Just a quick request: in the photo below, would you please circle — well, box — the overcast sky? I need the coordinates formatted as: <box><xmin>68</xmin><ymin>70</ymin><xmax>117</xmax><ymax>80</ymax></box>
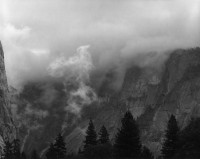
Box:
<box><xmin>0</xmin><ymin>0</ymin><xmax>199</xmax><ymax>87</ymax></box>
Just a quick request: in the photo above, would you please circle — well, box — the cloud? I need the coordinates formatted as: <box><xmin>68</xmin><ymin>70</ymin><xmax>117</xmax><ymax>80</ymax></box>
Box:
<box><xmin>24</xmin><ymin>104</ymin><xmax>49</xmax><ymax>118</ymax></box>
<box><xmin>1</xmin><ymin>23</ymin><xmax>31</xmax><ymax>41</ymax></box>
<box><xmin>48</xmin><ymin>45</ymin><xmax>93</xmax><ymax>82</ymax></box>
<box><xmin>0</xmin><ymin>0</ymin><xmax>199</xmax><ymax>89</ymax></box>
<box><xmin>66</xmin><ymin>82</ymin><xmax>97</xmax><ymax>115</ymax></box>
<box><xmin>0</xmin><ymin>23</ymin><xmax>51</xmax><ymax>88</ymax></box>
<box><xmin>48</xmin><ymin>45</ymin><xmax>97</xmax><ymax>115</ymax></box>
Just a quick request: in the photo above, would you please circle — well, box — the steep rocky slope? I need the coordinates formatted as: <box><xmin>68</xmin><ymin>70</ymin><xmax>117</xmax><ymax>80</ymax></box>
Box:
<box><xmin>63</xmin><ymin>47</ymin><xmax>200</xmax><ymax>156</ymax></box>
<box><xmin>121</xmin><ymin>48</ymin><xmax>200</xmax><ymax>156</ymax></box>
<box><xmin>0</xmin><ymin>42</ymin><xmax>16</xmax><ymax>152</ymax></box>
<box><xmin>10</xmin><ymin>47</ymin><xmax>200</xmax><ymax>157</ymax></box>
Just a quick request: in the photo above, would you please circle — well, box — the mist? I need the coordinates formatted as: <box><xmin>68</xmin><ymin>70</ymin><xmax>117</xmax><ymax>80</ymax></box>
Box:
<box><xmin>0</xmin><ymin>0</ymin><xmax>199</xmax><ymax>89</ymax></box>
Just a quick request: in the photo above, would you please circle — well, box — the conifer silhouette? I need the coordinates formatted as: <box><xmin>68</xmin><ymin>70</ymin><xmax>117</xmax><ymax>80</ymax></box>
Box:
<box><xmin>161</xmin><ymin>114</ymin><xmax>179</xmax><ymax>159</ymax></box>
<box><xmin>113</xmin><ymin>111</ymin><xmax>142</xmax><ymax>158</ymax></box>
<box><xmin>54</xmin><ymin>133</ymin><xmax>66</xmax><ymax>159</ymax></box>
<box><xmin>83</xmin><ymin>119</ymin><xmax>97</xmax><ymax>151</ymax></box>
<box><xmin>12</xmin><ymin>139</ymin><xmax>21</xmax><ymax>159</ymax></box>
<box><xmin>46</xmin><ymin>143</ymin><xmax>56</xmax><ymax>159</ymax></box>
<box><xmin>174</xmin><ymin>117</ymin><xmax>200</xmax><ymax>158</ymax></box>
<box><xmin>98</xmin><ymin>125</ymin><xmax>109</xmax><ymax>144</ymax></box>
<box><xmin>3</xmin><ymin>140</ymin><xmax>13</xmax><ymax>159</ymax></box>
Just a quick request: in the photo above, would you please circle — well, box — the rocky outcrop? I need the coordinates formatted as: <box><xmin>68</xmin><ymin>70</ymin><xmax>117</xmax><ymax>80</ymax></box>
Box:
<box><xmin>0</xmin><ymin>42</ymin><xmax>16</xmax><ymax>150</ymax></box>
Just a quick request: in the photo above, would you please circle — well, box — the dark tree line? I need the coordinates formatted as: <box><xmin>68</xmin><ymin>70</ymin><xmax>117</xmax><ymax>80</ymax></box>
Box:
<box><xmin>79</xmin><ymin>111</ymin><xmax>153</xmax><ymax>159</ymax></box>
<box><xmin>113</xmin><ymin>111</ymin><xmax>142</xmax><ymax>158</ymax></box>
<box><xmin>161</xmin><ymin>114</ymin><xmax>200</xmax><ymax>159</ymax></box>
<box><xmin>44</xmin><ymin>111</ymin><xmax>154</xmax><ymax>159</ymax></box>
<box><xmin>80</xmin><ymin>113</ymin><xmax>200</xmax><ymax>159</ymax></box>
<box><xmin>168</xmin><ymin>117</ymin><xmax>200</xmax><ymax>159</ymax></box>
<box><xmin>161</xmin><ymin>115</ymin><xmax>179</xmax><ymax>159</ymax></box>
<box><xmin>80</xmin><ymin>119</ymin><xmax>112</xmax><ymax>159</ymax></box>
<box><xmin>3</xmin><ymin>111</ymin><xmax>200</xmax><ymax>159</ymax></box>
<box><xmin>1</xmin><ymin>139</ymin><xmax>39</xmax><ymax>159</ymax></box>
<box><xmin>46</xmin><ymin>133</ymin><xmax>66</xmax><ymax>159</ymax></box>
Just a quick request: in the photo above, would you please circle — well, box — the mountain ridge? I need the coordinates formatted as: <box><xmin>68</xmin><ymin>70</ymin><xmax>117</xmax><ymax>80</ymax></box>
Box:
<box><xmin>8</xmin><ymin>47</ymin><xmax>200</xmax><ymax>157</ymax></box>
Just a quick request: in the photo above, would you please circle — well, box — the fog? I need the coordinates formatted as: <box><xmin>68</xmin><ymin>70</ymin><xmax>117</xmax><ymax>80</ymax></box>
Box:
<box><xmin>0</xmin><ymin>0</ymin><xmax>199</xmax><ymax>89</ymax></box>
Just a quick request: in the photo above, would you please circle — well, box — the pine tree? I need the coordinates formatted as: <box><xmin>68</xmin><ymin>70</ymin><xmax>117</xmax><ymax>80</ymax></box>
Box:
<box><xmin>113</xmin><ymin>111</ymin><xmax>142</xmax><ymax>158</ymax></box>
<box><xmin>161</xmin><ymin>114</ymin><xmax>179</xmax><ymax>159</ymax></box>
<box><xmin>141</xmin><ymin>146</ymin><xmax>154</xmax><ymax>159</ymax></box>
<box><xmin>46</xmin><ymin>133</ymin><xmax>66</xmax><ymax>159</ymax></box>
<box><xmin>98</xmin><ymin>125</ymin><xmax>109</xmax><ymax>144</ymax></box>
<box><xmin>12</xmin><ymin>139</ymin><xmax>21</xmax><ymax>159</ymax></box>
<box><xmin>54</xmin><ymin>133</ymin><xmax>66</xmax><ymax>159</ymax></box>
<box><xmin>173</xmin><ymin>117</ymin><xmax>200</xmax><ymax>158</ymax></box>
<box><xmin>46</xmin><ymin>143</ymin><xmax>56</xmax><ymax>159</ymax></box>
<box><xmin>83</xmin><ymin>119</ymin><xmax>97</xmax><ymax>151</ymax></box>
<box><xmin>31</xmin><ymin>149</ymin><xmax>40</xmax><ymax>159</ymax></box>
<box><xmin>3</xmin><ymin>140</ymin><xmax>13</xmax><ymax>159</ymax></box>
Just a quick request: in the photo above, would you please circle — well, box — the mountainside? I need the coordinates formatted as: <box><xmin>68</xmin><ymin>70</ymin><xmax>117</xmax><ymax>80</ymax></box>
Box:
<box><xmin>0</xmin><ymin>42</ymin><xmax>16</xmax><ymax>152</ymax></box>
<box><xmin>122</xmin><ymin>48</ymin><xmax>200</xmax><ymax>156</ymax></box>
<box><xmin>10</xmin><ymin>47</ymin><xmax>200</xmax><ymax>157</ymax></box>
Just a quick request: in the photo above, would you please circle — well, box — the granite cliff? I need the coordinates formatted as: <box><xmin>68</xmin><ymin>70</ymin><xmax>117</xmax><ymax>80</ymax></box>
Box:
<box><xmin>0</xmin><ymin>42</ymin><xmax>16</xmax><ymax>152</ymax></box>
<box><xmin>120</xmin><ymin>47</ymin><xmax>200</xmax><ymax>156</ymax></box>
<box><xmin>9</xmin><ymin>47</ymin><xmax>200</xmax><ymax>157</ymax></box>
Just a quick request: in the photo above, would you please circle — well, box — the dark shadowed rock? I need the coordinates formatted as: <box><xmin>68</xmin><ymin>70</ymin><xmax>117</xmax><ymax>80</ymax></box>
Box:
<box><xmin>0</xmin><ymin>42</ymin><xmax>16</xmax><ymax>149</ymax></box>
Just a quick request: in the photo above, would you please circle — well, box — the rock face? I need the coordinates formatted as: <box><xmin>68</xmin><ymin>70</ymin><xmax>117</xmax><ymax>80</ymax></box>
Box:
<box><xmin>121</xmin><ymin>48</ymin><xmax>200</xmax><ymax>156</ymax></box>
<box><xmin>0</xmin><ymin>42</ymin><xmax>16</xmax><ymax>150</ymax></box>
<box><xmin>11</xmin><ymin>47</ymin><xmax>200</xmax><ymax>157</ymax></box>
